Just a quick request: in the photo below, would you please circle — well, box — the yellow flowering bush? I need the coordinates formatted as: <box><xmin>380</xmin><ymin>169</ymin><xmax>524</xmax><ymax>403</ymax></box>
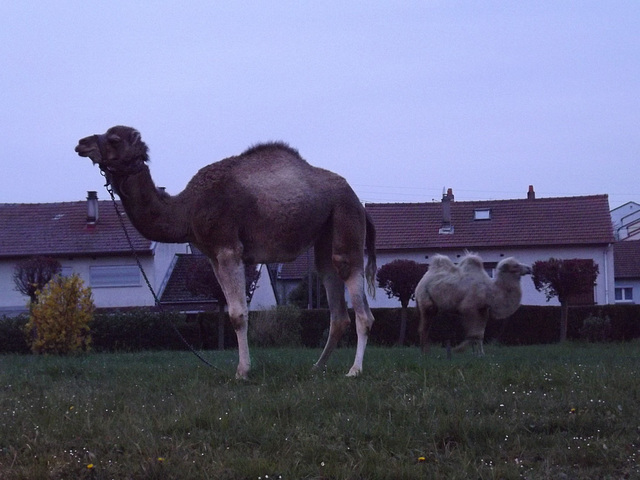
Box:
<box><xmin>25</xmin><ymin>274</ymin><xmax>94</xmax><ymax>354</ymax></box>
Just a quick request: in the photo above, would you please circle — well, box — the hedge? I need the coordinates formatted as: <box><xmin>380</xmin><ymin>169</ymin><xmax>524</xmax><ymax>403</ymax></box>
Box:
<box><xmin>1</xmin><ymin>304</ymin><xmax>639</xmax><ymax>354</ymax></box>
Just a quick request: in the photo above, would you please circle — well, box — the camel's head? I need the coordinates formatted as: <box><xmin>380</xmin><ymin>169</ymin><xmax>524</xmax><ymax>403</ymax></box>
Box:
<box><xmin>75</xmin><ymin>126</ymin><xmax>149</xmax><ymax>176</ymax></box>
<box><xmin>496</xmin><ymin>257</ymin><xmax>532</xmax><ymax>279</ymax></box>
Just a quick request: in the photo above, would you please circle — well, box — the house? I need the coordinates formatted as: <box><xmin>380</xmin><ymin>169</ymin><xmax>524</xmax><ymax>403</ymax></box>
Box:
<box><xmin>613</xmin><ymin>240</ymin><xmax>640</xmax><ymax>303</ymax></box>
<box><xmin>276</xmin><ymin>187</ymin><xmax>616</xmax><ymax>309</ymax></box>
<box><xmin>0</xmin><ymin>192</ymin><xmax>187</xmax><ymax>315</ymax></box>
<box><xmin>0</xmin><ymin>192</ymin><xmax>276</xmax><ymax>316</ymax></box>
<box><xmin>611</xmin><ymin>201</ymin><xmax>640</xmax><ymax>241</ymax></box>
<box><xmin>0</xmin><ymin>187</ymin><xmax>619</xmax><ymax>313</ymax></box>
<box><xmin>365</xmin><ymin>187</ymin><xmax>615</xmax><ymax>307</ymax></box>
<box><xmin>273</xmin><ymin>250</ymin><xmax>318</xmax><ymax>306</ymax></box>
<box><xmin>159</xmin><ymin>253</ymin><xmax>277</xmax><ymax>312</ymax></box>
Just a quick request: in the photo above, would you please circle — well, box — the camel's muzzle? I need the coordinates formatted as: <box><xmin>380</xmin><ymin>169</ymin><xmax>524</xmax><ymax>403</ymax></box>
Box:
<box><xmin>75</xmin><ymin>135</ymin><xmax>103</xmax><ymax>164</ymax></box>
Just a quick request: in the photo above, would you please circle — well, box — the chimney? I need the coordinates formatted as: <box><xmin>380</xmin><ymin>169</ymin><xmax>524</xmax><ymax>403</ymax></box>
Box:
<box><xmin>439</xmin><ymin>188</ymin><xmax>454</xmax><ymax>234</ymax></box>
<box><xmin>527</xmin><ymin>185</ymin><xmax>535</xmax><ymax>200</ymax></box>
<box><xmin>86</xmin><ymin>191</ymin><xmax>99</xmax><ymax>226</ymax></box>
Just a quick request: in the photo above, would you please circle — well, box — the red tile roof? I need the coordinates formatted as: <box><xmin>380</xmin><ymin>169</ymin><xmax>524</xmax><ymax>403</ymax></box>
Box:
<box><xmin>160</xmin><ymin>254</ymin><xmax>217</xmax><ymax>304</ymax></box>
<box><xmin>0</xmin><ymin>200</ymin><xmax>152</xmax><ymax>258</ymax></box>
<box><xmin>614</xmin><ymin>240</ymin><xmax>640</xmax><ymax>278</ymax></box>
<box><xmin>366</xmin><ymin>195</ymin><xmax>614</xmax><ymax>251</ymax></box>
<box><xmin>278</xmin><ymin>249</ymin><xmax>315</xmax><ymax>280</ymax></box>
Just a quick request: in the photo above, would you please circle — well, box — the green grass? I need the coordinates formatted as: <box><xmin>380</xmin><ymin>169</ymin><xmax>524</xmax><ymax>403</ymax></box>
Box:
<box><xmin>1</xmin><ymin>343</ymin><xmax>639</xmax><ymax>479</ymax></box>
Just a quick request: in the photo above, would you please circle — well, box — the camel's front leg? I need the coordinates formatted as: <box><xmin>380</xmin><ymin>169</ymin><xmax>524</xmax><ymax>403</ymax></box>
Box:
<box><xmin>209</xmin><ymin>250</ymin><xmax>250</xmax><ymax>380</ymax></box>
<box><xmin>417</xmin><ymin>301</ymin><xmax>435</xmax><ymax>354</ymax></box>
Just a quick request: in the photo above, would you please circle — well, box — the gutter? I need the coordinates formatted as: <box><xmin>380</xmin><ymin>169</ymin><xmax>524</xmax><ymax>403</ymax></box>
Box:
<box><xmin>603</xmin><ymin>244</ymin><xmax>611</xmax><ymax>304</ymax></box>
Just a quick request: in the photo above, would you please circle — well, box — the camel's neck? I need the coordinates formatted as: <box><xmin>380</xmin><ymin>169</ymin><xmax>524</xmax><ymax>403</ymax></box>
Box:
<box><xmin>111</xmin><ymin>167</ymin><xmax>194</xmax><ymax>244</ymax></box>
<box><xmin>490</xmin><ymin>276</ymin><xmax>522</xmax><ymax>319</ymax></box>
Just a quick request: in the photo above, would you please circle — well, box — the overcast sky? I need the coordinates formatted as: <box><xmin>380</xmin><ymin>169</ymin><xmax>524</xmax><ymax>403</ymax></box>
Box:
<box><xmin>1</xmin><ymin>2</ymin><xmax>638</xmax><ymax>210</ymax></box>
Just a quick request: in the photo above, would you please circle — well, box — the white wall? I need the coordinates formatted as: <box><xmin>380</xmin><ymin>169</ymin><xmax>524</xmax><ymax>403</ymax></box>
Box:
<box><xmin>0</xmin><ymin>261</ymin><xmax>28</xmax><ymax>313</ymax></box>
<box><xmin>0</xmin><ymin>242</ymin><xmax>190</xmax><ymax>314</ymax></box>
<box><xmin>248</xmin><ymin>264</ymin><xmax>277</xmax><ymax>311</ymax></box>
<box><xmin>367</xmin><ymin>245</ymin><xmax>615</xmax><ymax>309</ymax></box>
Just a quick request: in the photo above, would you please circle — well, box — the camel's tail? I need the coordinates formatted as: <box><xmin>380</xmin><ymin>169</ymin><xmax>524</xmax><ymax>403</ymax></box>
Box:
<box><xmin>365</xmin><ymin>211</ymin><xmax>377</xmax><ymax>298</ymax></box>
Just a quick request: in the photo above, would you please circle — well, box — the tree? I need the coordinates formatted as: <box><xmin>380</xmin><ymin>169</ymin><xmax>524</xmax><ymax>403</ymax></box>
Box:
<box><xmin>13</xmin><ymin>256</ymin><xmax>62</xmax><ymax>304</ymax></box>
<box><xmin>532</xmin><ymin>258</ymin><xmax>599</xmax><ymax>342</ymax></box>
<box><xmin>376</xmin><ymin>259</ymin><xmax>428</xmax><ymax>345</ymax></box>
<box><xmin>26</xmin><ymin>274</ymin><xmax>94</xmax><ymax>354</ymax></box>
<box><xmin>185</xmin><ymin>256</ymin><xmax>260</xmax><ymax>349</ymax></box>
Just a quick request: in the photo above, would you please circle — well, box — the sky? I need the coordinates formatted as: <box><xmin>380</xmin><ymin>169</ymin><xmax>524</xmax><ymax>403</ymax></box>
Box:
<box><xmin>1</xmin><ymin>1</ymin><xmax>639</xmax><ymax>210</ymax></box>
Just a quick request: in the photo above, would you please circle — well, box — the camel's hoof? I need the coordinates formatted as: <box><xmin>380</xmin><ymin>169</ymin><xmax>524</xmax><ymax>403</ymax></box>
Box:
<box><xmin>235</xmin><ymin>367</ymin><xmax>250</xmax><ymax>381</ymax></box>
<box><xmin>346</xmin><ymin>367</ymin><xmax>361</xmax><ymax>377</ymax></box>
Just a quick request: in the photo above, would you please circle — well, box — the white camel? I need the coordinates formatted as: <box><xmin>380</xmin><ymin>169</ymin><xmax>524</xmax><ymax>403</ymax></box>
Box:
<box><xmin>415</xmin><ymin>253</ymin><xmax>531</xmax><ymax>355</ymax></box>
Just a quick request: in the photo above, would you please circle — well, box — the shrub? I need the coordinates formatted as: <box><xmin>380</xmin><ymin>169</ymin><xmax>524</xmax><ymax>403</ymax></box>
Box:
<box><xmin>580</xmin><ymin>313</ymin><xmax>612</xmax><ymax>342</ymax></box>
<box><xmin>0</xmin><ymin>314</ymin><xmax>30</xmax><ymax>353</ymax></box>
<box><xmin>91</xmin><ymin>309</ymin><xmax>200</xmax><ymax>351</ymax></box>
<box><xmin>25</xmin><ymin>274</ymin><xmax>94</xmax><ymax>354</ymax></box>
<box><xmin>249</xmin><ymin>305</ymin><xmax>302</xmax><ymax>347</ymax></box>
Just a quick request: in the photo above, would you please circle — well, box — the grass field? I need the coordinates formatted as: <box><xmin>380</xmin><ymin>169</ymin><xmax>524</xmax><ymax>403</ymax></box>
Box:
<box><xmin>1</xmin><ymin>343</ymin><xmax>639</xmax><ymax>479</ymax></box>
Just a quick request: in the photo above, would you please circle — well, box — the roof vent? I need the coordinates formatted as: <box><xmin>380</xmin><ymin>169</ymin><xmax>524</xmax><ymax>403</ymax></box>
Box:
<box><xmin>527</xmin><ymin>185</ymin><xmax>535</xmax><ymax>200</ymax></box>
<box><xmin>439</xmin><ymin>188</ymin><xmax>454</xmax><ymax>234</ymax></box>
<box><xmin>87</xmin><ymin>191</ymin><xmax>99</xmax><ymax>226</ymax></box>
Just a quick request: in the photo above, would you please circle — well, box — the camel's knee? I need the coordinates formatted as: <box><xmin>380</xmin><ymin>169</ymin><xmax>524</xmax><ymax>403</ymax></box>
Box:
<box><xmin>355</xmin><ymin>313</ymin><xmax>373</xmax><ymax>337</ymax></box>
<box><xmin>228</xmin><ymin>306</ymin><xmax>248</xmax><ymax>332</ymax></box>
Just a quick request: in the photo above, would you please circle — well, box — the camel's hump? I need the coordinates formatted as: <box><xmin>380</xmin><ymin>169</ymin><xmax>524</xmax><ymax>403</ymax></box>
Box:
<box><xmin>429</xmin><ymin>255</ymin><xmax>455</xmax><ymax>272</ymax></box>
<box><xmin>241</xmin><ymin>141</ymin><xmax>302</xmax><ymax>158</ymax></box>
<box><xmin>458</xmin><ymin>254</ymin><xmax>485</xmax><ymax>272</ymax></box>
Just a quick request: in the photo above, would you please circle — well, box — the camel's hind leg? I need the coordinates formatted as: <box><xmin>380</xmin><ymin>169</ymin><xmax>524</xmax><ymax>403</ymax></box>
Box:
<box><xmin>312</xmin><ymin>227</ymin><xmax>375</xmax><ymax>376</ymax></box>
<box><xmin>328</xmin><ymin>207</ymin><xmax>375</xmax><ymax>376</ymax></box>
<box><xmin>313</xmin><ymin>268</ymin><xmax>350</xmax><ymax>371</ymax></box>
<box><xmin>343</xmin><ymin>270</ymin><xmax>375</xmax><ymax>377</ymax></box>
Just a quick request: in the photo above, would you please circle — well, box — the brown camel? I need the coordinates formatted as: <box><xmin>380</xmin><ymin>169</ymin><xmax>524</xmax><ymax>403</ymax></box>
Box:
<box><xmin>75</xmin><ymin>126</ymin><xmax>376</xmax><ymax>379</ymax></box>
<box><xmin>415</xmin><ymin>253</ymin><xmax>531</xmax><ymax>355</ymax></box>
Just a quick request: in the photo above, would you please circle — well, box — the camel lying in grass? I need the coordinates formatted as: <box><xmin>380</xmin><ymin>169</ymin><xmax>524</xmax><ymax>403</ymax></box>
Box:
<box><xmin>415</xmin><ymin>253</ymin><xmax>531</xmax><ymax>355</ymax></box>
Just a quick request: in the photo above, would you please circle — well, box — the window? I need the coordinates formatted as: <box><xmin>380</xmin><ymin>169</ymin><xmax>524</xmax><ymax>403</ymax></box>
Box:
<box><xmin>60</xmin><ymin>266</ymin><xmax>73</xmax><ymax>277</ymax></box>
<box><xmin>615</xmin><ymin>287</ymin><xmax>633</xmax><ymax>303</ymax></box>
<box><xmin>474</xmin><ymin>209</ymin><xmax>491</xmax><ymax>220</ymax></box>
<box><xmin>90</xmin><ymin>265</ymin><xmax>141</xmax><ymax>287</ymax></box>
